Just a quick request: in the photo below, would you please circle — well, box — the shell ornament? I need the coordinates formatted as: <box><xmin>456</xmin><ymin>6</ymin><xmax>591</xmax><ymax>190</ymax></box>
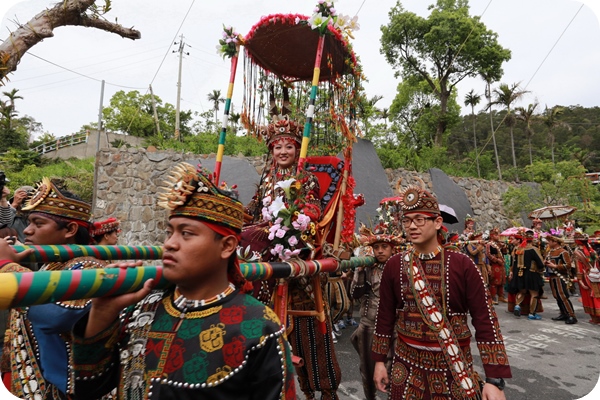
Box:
<box><xmin>400</xmin><ymin>186</ymin><xmax>422</xmax><ymax>210</ymax></box>
<box><xmin>157</xmin><ymin>162</ymin><xmax>199</xmax><ymax>210</ymax></box>
<box><xmin>22</xmin><ymin>177</ymin><xmax>52</xmax><ymax>211</ymax></box>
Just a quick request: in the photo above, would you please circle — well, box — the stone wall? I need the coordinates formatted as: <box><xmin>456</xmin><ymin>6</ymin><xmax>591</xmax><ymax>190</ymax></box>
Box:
<box><xmin>93</xmin><ymin>148</ymin><xmax>521</xmax><ymax>245</ymax></box>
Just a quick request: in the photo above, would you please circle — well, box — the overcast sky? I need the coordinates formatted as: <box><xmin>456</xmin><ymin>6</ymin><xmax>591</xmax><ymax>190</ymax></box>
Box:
<box><xmin>0</xmin><ymin>0</ymin><xmax>600</xmax><ymax>141</ymax></box>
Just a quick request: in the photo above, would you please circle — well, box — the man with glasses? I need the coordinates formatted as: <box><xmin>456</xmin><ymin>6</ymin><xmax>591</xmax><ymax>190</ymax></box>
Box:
<box><xmin>372</xmin><ymin>186</ymin><xmax>511</xmax><ymax>400</ymax></box>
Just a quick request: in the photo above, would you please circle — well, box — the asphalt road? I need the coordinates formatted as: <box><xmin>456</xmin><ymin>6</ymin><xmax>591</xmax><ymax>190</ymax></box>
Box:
<box><xmin>296</xmin><ymin>295</ymin><xmax>600</xmax><ymax>400</ymax></box>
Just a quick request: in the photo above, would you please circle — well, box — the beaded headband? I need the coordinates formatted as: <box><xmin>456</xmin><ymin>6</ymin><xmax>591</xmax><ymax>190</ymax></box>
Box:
<box><xmin>365</xmin><ymin>233</ymin><xmax>402</xmax><ymax>247</ymax></box>
<box><xmin>399</xmin><ymin>186</ymin><xmax>440</xmax><ymax>216</ymax></box>
<box><xmin>22</xmin><ymin>177</ymin><xmax>91</xmax><ymax>224</ymax></box>
<box><xmin>91</xmin><ymin>217</ymin><xmax>121</xmax><ymax>237</ymax></box>
<box><xmin>157</xmin><ymin>162</ymin><xmax>244</xmax><ymax>233</ymax></box>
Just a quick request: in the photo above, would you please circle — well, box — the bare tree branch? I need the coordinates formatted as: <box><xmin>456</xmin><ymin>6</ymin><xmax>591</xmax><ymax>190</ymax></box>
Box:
<box><xmin>0</xmin><ymin>0</ymin><xmax>141</xmax><ymax>83</ymax></box>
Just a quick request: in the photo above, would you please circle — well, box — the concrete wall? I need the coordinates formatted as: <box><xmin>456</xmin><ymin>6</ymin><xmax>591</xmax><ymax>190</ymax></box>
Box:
<box><xmin>41</xmin><ymin>131</ymin><xmax>144</xmax><ymax>160</ymax></box>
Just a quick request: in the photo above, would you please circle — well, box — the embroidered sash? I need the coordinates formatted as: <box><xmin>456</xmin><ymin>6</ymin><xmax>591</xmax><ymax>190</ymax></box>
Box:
<box><xmin>407</xmin><ymin>251</ymin><xmax>481</xmax><ymax>400</ymax></box>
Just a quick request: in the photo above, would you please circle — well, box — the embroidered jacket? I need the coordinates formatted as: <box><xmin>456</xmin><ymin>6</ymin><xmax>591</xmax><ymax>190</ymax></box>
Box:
<box><xmin>0</xmin><ymin>257</ymin><xmax>108</xmax><ymax>400</ymax></box>
<box><xmin>72</xmin><ymin>289</ymin><xmax>296</xmax><ymax>400</ymax></box>
<box><xmin>371</xmin><ymin>249</ymin><xmax>512</xmax><ymax>379</ymax></box>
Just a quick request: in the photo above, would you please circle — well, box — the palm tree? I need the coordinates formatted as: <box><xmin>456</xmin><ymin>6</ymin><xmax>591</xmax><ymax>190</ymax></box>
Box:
<box><xmin>542</xmin><ymin>106</ymin><xmax>570</xmax><ymax>164</ymax></box>
<box><xmin>493</xmin><ymin>82</ymin><xmax>528</xmax><ymax>182</ymax></box>
<box><xmin>229</xmin><ymin>112</ymin><xmax>241</xmax><ymax>134</ymax></box>
<box><xmin>207</xmin><ymin>89</ymin><xmax>224</xmax><ymax>128</ymax></box>
<box><xmin>357</xmin><ymin>94</ymin><xmax>383</xmax><ymax>139</ymax></box>
<box><xmin>379</xmin><ymin>107</ymin><xmax>390</xmax><ymax>129</ymax></box>
<box><xmin>515</xmin><ymin>103</ymin><xmax>539</xmax><ymax>167</ymax></box>
<box><xmin>464</xmin><ymin>89</ymin><xmax>481</xmax><ymax>178</ymax></box>
<box><xmin>2</xmin><ymin>88</ymin><xmax>23</xmax><ymax>131</ymax></box>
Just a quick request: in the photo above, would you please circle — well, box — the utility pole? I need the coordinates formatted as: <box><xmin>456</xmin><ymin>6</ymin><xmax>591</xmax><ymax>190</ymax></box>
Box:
<box><xmin>173</xmin><ymin>34</ymin><xmax>189</xmax><ymax>141</ymax></box>
<box><xmin>149</xmin><ymin>85</ymin><xmax>161</xmax><ymax>137</ymax></box>
<box><xmin>92</xmin><ymin>79</ymin><xmax>105</xmax><ymax>213</ymax></box>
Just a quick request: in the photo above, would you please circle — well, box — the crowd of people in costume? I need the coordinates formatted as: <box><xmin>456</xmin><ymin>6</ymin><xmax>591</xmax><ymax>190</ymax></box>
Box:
<box><xmin>0</xmin><ymin>98</ymin><xmax>598</xmax><ymax>400</ymax></box>
<box><xmin>449</xmin><ymin>216</ymin><xmax>600</xmax><ymax>326</ymax></box>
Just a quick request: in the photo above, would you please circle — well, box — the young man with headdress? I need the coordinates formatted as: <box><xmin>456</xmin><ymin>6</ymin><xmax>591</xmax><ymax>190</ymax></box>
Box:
<box><xmin>544</xmin><ymin>233</ymin><xmax>577</xmax><ymax>324</ymax></box>
<box><xmin>572</xmin><ymin>230</ymin><xmax>600</xmax><ymax>325</ymax></box>
<box><xmin>487</xmin><ymin>227</ymin><xmax>508</xmax><ymax>304</ymax></box>
<box><xmin>350</xmin><ymin>227</ymin><xmax>400</xmax><ymax>400</ymax></box>
<box><xmin>0</xmin><ymin>178</ymin><xmax>108</xmax><ymax>399</ymax></box>
<box><xmin>507</xmin><ymin>229</ymin><xmax>546</xmax><ymax>320</ymax></box>
<box><xmin>90</xmin><ymin>217</ymin><xmax>122</xmax><ymax>246</ymax></box>
<box><xmin>70</xmin><ymin>162</ymin><xmax>296</xmax><ymax>399</ymax></box>
<box><xmin>372</xmin><ymin>186</ymin><xmax>511</xmax><ymax>400</ymax></box>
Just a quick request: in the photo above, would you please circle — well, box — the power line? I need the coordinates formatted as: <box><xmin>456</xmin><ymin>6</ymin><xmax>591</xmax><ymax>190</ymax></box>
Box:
<box><xmin>522</xmin><ymin>4</ymin><xmax>584</xmax><ymax>91</ymax></box>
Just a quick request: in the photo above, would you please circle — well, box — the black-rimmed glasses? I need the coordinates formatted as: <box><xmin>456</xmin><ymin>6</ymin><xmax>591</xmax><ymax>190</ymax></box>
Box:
<box><xmin>401</xmin><ymin>216</ymin><xmax>436</xmax><ymax>228</ymax></box>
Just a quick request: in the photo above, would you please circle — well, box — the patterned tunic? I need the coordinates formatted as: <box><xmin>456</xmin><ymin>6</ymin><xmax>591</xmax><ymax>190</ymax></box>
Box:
<box><xmin>0</xmin><ymin>257</ymin><xmax>108</xmax><ymax>400</ymax></box>
<box><xmin>545</xmin><ymin>247</ymin><xmax>575</xmax><ymax>318</ymax></box>
<box><xmin>372</xmin><ymin>250</ymin><xmax>511</xmax><ymax>400</ymax></box>
<box><xmin>72</xmin><ymin>289</ymin><xmax>296</xmax><ymax>400</ymax></box>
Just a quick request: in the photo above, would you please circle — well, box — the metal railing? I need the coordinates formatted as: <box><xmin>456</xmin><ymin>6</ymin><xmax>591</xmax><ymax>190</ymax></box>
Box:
<box><xmin>31</xmin><ymin>131</ymin><xmax>90</xmax><ymax>155</ymax></box>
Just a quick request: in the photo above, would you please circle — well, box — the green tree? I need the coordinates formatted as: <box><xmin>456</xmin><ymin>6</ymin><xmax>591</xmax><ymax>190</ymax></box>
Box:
<box><xmin>380</xmin><ymin>0</ymin><xmax>511</xmax><ymax>145</ymax></box>
<box><xmin>0</xmin><ymin>89</ymin><xmax>30</xmax><ymax>152</ymax></box>
<box><xmin>388</xmin><ymin>75</ymin><xmax>460</xmax><ymax>150</ymax></box>
<box><xmin>464</xmin><ymin>89</ymin><xmax>481</xmax><ymax>177</ymax></box>
<box><xmin>102</xmin><ymin>90</ymin><xmax>192</xmax><ymax>138</ymax></box>
<box><xmin>493</xmin><ymin>82</ymin><xmax>528</xmax><ymax>181</ymax></box>
<box><xmin>502</xmin><ymin>160</ymin><xmax>598</xmax><ymax>225</ymax></box>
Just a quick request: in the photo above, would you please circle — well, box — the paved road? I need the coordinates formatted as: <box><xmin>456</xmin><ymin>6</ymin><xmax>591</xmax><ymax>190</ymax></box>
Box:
<box><xmin>296</xmin><ymin>295</ymin><xmax>600</xmax><ymax>400</ymax></box>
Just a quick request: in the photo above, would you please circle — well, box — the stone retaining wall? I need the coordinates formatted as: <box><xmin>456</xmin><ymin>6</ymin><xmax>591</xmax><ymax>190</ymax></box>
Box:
<box><xmin>93</xmin><ymin>148</ymin><xmax>520</xmax><ymax>245</ymax></box>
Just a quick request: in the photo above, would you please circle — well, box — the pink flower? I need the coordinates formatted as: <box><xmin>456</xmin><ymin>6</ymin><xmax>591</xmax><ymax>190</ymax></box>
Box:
<box><xmin>282</xmin><ymin>249</ymin><xmax>301</xmax><ymax>261</ymax></box>
<box><xmin>270</xmin><ymin>244</ymin><xmax>284</xmax><ymax>257</ymax></box>
<box><xmin>292</xmin><ymin>213</ymin><xmax>311</xmax><ymax>231</ymax></box>
<box><xmin>288</xmin><ymin>235</ymin><xmax>299</xmax><ymax>247</ymax></box>
<box><xmin>261</xmin><ymin>207</ymin><xmax>271</xmax><ymax>221</ymax></box>
<box><xmin>275</xmin><ymin>228</ymin><xmax>287</xmax><ymax>239</ymax></box>
<box><xmin>268</xmin><ymin>223</ymin><xmax>281</xmax><ymax>240</ymax></box>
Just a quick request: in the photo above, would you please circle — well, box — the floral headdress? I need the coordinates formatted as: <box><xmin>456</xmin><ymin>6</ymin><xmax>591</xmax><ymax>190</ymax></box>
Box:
<box><xmin>157</xmin><ymin>162</ymin><xmax>244</xmax><ymax>234</ymax></box>
<box><xmin>464</xmin><ymin>214</ymin><xmax>474</xmax><ymax>227</ymax></box>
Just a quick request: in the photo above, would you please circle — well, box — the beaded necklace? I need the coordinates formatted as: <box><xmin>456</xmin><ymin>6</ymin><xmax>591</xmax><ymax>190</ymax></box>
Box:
<box><xmin>174</xmin><ymin>282</ymin><xmax>236</xmax><ymax>309</ymax></box>
<box><xmin>172</xmin><ymin>283</ymin><xmax>236</xmax><ymax>331</ymax></box>
<box><xmin>413</xmin><ymin>245</ymin><xmax>442</xmax><ymax>260</ymax></box>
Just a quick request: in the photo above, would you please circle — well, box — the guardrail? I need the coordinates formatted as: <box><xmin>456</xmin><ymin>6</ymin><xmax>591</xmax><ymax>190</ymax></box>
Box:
<box><xmin>31</xmin><ymin>131</ymin><xmax>90</xmax><ymax>155</ymax></box>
